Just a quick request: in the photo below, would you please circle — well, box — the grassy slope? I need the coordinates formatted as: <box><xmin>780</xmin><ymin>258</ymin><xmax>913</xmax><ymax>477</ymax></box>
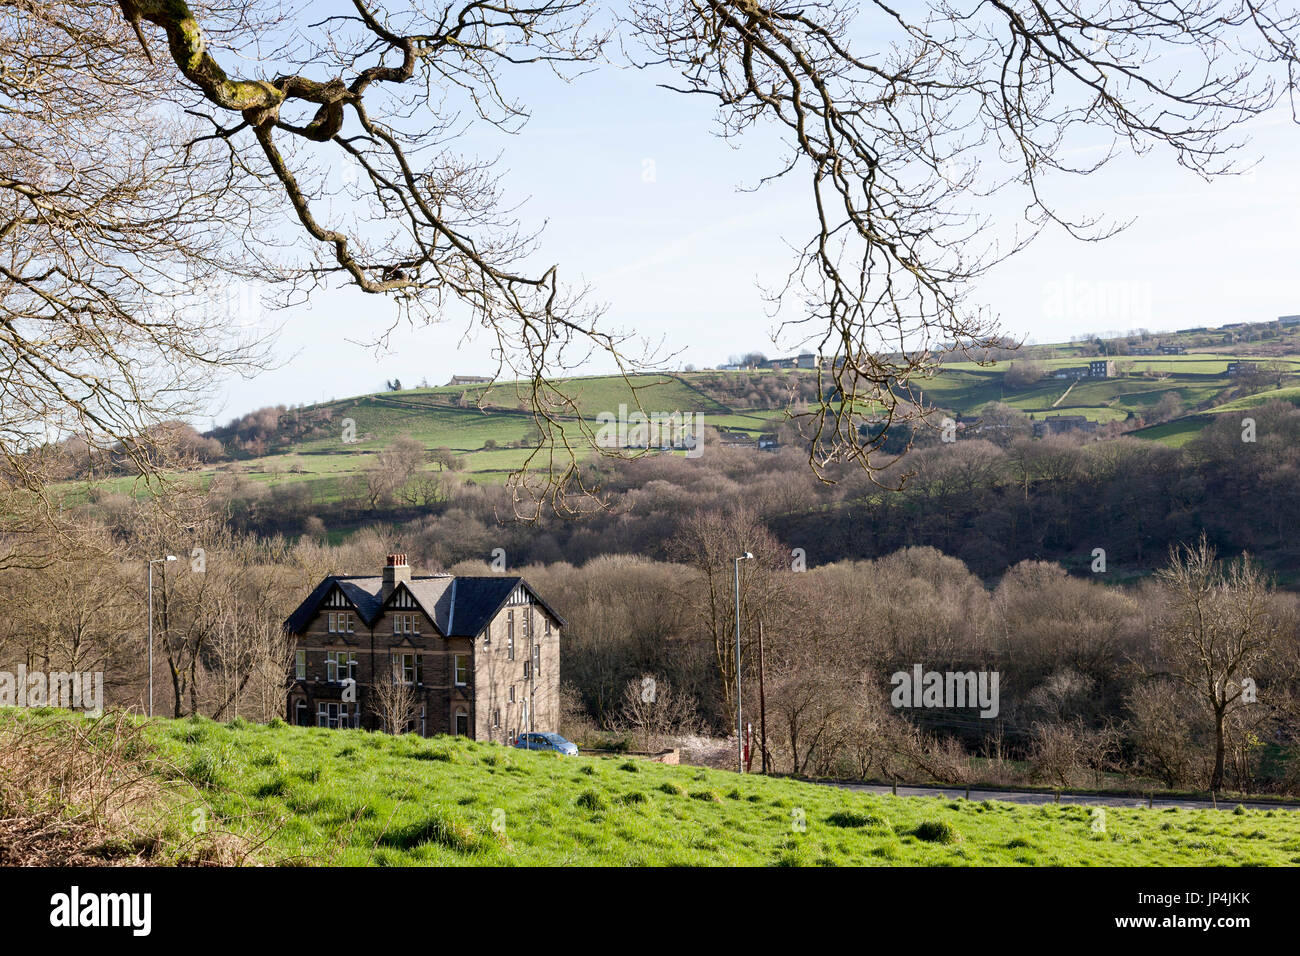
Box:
<box><xmin>67</xmin><ymin>349</ymin><xmax>1300</xmax><ymax>504</ymax></box>
<box><xmin>131</xmin><ymin>715</ymin><xmax>1300</xmax><ymax>867</ymax></box>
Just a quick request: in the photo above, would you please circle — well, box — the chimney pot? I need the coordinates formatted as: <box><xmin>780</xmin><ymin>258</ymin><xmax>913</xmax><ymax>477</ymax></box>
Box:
<box><xmin>382</xmin><ymin>553</ymin><xmax>411</xmax><ymax>600</ymax></box>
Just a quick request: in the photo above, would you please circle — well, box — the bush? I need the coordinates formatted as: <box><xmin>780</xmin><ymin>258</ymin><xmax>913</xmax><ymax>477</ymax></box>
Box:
<box><xmin>380</xmin><ymin>808</ymin><xmax>486</xmax><ymax>853</ymax></box>
<box><xmin>827</xmin><ymin>810</ymin><xmax>890</xmax><ymax>829</ymax></box>
<box><xmin>575</xmin><ymin>789</ymin><xmax>608</xmax><ymax>811</ymax></box>
<box><xmin>912</xmin><ymin>820</ymin><xmax>961</xmax><ymax>844</ymax></box>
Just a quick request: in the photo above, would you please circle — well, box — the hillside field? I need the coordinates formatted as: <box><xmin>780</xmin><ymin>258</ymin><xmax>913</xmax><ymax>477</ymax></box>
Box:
<box><xmin>69</xmin><ymin>347</ymin><xmax>1300</xmax><ymax>510</ymax></box>
<box><xmin>9</xmin><ymin>711</ymin><xmax>1300</xmax><ymax>867</ymax></box>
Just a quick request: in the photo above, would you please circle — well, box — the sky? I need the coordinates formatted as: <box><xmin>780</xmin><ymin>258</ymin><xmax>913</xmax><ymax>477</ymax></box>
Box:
<box><xmin>202</xmin><ymin>10</ymin><xmax>1300</xmax><ymax>429</ymax></box>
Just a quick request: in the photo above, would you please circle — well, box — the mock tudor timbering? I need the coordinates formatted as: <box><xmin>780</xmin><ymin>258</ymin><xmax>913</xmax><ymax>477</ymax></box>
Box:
<box><xmin>283</xmin><ymin>554</ymin><xmax>564</xmax><ymax>741</ymax></box>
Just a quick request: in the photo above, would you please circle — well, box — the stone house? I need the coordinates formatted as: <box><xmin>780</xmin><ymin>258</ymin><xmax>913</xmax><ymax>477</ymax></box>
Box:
<box><xmin>283</xmin><ymin>554</ymin><xmax>564</xmax><ymax>742</ymax></box>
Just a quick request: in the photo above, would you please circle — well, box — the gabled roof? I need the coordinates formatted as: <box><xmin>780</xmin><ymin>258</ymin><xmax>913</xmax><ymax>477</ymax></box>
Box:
<box><xmin>283</xmin><ymin>574</ymin><xmax>566</xmax><ymax>637</ymax></box>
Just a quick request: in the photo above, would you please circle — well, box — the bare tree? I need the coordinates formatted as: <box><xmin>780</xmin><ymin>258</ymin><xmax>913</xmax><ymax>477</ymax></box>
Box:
<box><xmin>0</xmin><ymin>2</ymin><xmax>277</xmax><ymax>562</ymax></box>
<box><xmin>617</xmin><ymin>674</ymin><xmax>698</xmax><ymax>751</ymax></box>
<box><xmin>373</xmin><ymin>666</ymin><xmax>418</xmax><ymax>736</ymax></box>
<box><xmin>1151</xmin><ymin>536</ymin><xmax>1281</xmax><ymax>792</ymax></box>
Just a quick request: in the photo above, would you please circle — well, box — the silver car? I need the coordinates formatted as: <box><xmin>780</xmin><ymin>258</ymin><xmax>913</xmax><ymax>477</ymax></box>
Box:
<box><xmin>513</xmin><ymin>732</ymin><xmax>579</xmax><ymax>755</ymax></box>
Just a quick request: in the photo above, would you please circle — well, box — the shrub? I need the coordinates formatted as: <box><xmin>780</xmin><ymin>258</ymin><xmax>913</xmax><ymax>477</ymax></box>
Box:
<box><xmin>913</xmin><ymin>820</ymin><xmax>961</xmax><ymax>844</ymax></box>
<box><xmin>381</xmin><ymin>808</ymin><xmax>486</xmax><ymax>853</ymax></box>
<box><xmin>827</xmin><ymin>810</ymin><xmax>890</xmax><ymax>829</ymax></box>
<box><xmin>618</xmin><ymin>760</ymin><xmax>640</xmax><ymax>773</ymax></box>
<box><xmin>575</xmin><ymin>789</ymin><xmax>608</xmax><ymax>811</ymax></box>
<box><xmin>657</xmin><ymin>781</ymin><xmax>686</xmax><ymax>796</ymax></box>
<box><xmin>185</xmin><ymin>747</ymin><xmax>229</xmax><ymax>788</ymax></box>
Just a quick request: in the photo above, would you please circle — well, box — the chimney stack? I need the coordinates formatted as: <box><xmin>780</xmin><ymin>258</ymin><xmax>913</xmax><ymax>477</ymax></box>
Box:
<box><xmin>382</xmin><ymin>553</ymin><xmax>410</xmax><ymax>600</ymax></box>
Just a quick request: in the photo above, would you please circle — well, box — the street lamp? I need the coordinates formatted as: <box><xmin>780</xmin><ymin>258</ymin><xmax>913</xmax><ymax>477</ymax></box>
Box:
<box><xmin>148</xmin><ymin>555</ymin><xmax>177</xmax><ymax>717</ymax></box>
<box><xmin>733</xmin><ymin>552</ymin><xmax>753</xmax><ymax>773</ymax></box>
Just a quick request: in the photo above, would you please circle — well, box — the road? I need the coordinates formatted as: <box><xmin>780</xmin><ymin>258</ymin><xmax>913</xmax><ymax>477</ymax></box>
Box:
<box><xmin>824</xmin><ymin>781</ymin><xmax>1300</xmax><ymax>813</ymax></box>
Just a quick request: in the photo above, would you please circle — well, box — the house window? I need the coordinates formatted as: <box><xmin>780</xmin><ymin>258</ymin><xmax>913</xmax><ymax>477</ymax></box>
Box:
<box><xmin>533</xmin><ymin>644</ymin><xmax>541</xmax><ymax>677</ymax></box>
<box><xmin>523</xmin><ymin>659</ymin><xmax>531</xmax><ymax>679</ymax></box>
<box><xmin>317</xmin><ymin>702</ymin><xmax>350</xmax><ymax>729</ymax></box>
<box><xmin>492</xmin><ymin>709</ymin><xmax>500</xmax><ymax>729</ymax></box>
<box><xmin>544</xmin><ymin>617</ymin><xmax>552</xmax><ymax>637</ymax></box>
<box><xmin>508</xmin><ymin>685</ymin><xmax>515</xmax><ymax>704</ymax></box>
<box><xmin>454</xmin><ymin>709</ymin><xmax>468</xmax><ymax>736</ymax></box>
<box><xmin>507</xmin><ymin>612</ymin><xmax>515</xmax><ymax>661</ymax></box>
<box><xmin>327</xmin><ymin>612</ymin><xmax>336</xmax><ymax>633</ymax></box>
<box><xmin>482</xmin><ymin>628</ymin><xmax>490</xmax><ymax>647</ymax></box>
<box><xmin>294</xmin><ymin>650</ymin><xmax>306</xmax><ymax>680</ymax></box>
<box><xmin>325</xmin><ymin>651</ymin><xmax>356</xmax><ymax>682</ymax></box>
<box><xmin>392</xmin><ymin>613</ymin><xmax>420</xmax><ymax>635</ymax></box>
<box><xmin>343</xmin><ymin>612</ymin><xmax>354</xmax><ymax>633</ymax></box>
<box><xmin>393</xmin><ymin>652</ymin><xmax>423</xmax><ymax>684</ymax></box>
<box><xmin>522</xmin><ymin>611</ymin><xmax>530</xmax><ymax>639</ymax></box>
<box><xmin>295</xmin><ymin>699</ymin><xmax>307</xmax><ymax>726</ymax></box>
<box><xmin>454</xmin><ymin>654</ymin><xmax>468</xmax><ymax>686</ymax></box>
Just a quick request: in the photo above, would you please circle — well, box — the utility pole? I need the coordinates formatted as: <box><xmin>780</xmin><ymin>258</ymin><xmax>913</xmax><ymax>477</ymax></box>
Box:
<box><xmin>147</xmin><ymin>555</ymin><xmax>177</xmax><ymax>718</ymax></box>
<box><xmin>758</xmin><ymin>618</ymin><xmax>768</xmax><ymax>774</ymax></box>
<box><xmin>733</xmin><ymin>552</ymin><xmax>752</xmax><ymax>773</ymax></box>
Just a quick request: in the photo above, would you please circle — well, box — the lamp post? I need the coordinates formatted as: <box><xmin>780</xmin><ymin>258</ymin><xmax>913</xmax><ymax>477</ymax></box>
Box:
<box><xmin>148</xmin><ymin>555</ymin><xmax>177</xmax><ymax>717</ymax></box>
<box><xmin>733</xmin><ymin>551</ymin><xmax>753</xmax><ymax>773</ymax></box>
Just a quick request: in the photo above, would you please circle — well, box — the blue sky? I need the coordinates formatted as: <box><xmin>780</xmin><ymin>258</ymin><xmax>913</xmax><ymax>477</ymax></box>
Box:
<box><xmin>204</xmin><ymin>17</ymin><xmax>1300</xmax><ymax>428</ymax></box>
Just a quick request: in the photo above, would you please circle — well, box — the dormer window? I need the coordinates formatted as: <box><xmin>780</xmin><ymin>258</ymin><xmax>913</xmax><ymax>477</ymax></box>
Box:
<box><xmin>392</xmin><ymin>613</ymin><xmax>420</xmax><ymax>635</ymax></box>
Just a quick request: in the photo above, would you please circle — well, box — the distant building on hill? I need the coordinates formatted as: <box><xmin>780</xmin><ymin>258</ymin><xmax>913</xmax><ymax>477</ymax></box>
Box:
<box><xmin>446</xmin><ymin>375</ymin><xmax>491</xmax><ymax>386</ymax></box>
<box><xmin>1051</xmin><ymin>360</ymin><xmax>1114</xmax><ymax>380</ymax></box>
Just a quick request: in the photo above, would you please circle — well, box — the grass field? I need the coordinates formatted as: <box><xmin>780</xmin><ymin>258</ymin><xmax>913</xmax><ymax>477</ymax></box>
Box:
<box><xmin>15</xmin><ymin>711</ymin><xmax>1298</xmax><ymax>867</ymax></box>
<box><xmin>54</xmin><ymin>350</ymin><xmax>1300</xmax><ymax>506</ymax></box>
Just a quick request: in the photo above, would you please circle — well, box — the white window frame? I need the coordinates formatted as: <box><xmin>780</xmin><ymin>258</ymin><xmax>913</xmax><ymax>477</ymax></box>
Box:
<box><xmin>393</xmin><ymin>652</ymin><xmax>423</xmax><ymax>685</ymax></box>
<box><xmin>453</xmin><ymin>653</ymin><xmax>468</xmax><ymax>686</ymax></box>
<box><xmin>325</xmin><ymin>651</ymin><xmax>355</xmax><ymax>683</ymax></box>
<box><xmin>294</xmin><ymin>650</ymin><xmax>306</xmax><ymax>680</ymax></box>
<box><xmin>317</xmin><ymin>701</ymin><xmax>350</xmax><ymax>729</ymax></box>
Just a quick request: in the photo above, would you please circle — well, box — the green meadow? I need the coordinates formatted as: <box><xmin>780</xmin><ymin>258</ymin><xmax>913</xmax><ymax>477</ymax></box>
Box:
<box><xmin>57</xmin><ymin>350</ymin><xmax>1300</xmax><ymax>507</ymax></box>
<box><xmin>17</xmin><ymin>712</ymin><xmax>1299</xmax><ymax>867</ymax></box>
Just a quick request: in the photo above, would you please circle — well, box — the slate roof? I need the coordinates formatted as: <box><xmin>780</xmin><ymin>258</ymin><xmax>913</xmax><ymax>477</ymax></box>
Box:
<box><xmin>283</xmin><ymin>573</ymin><xmax>565</xmax><ymax>638</ymax></box>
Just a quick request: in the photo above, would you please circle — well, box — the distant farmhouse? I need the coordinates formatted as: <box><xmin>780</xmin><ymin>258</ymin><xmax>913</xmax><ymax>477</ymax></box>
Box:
<box><xmin>1051</xmin><ymin>360</ymin><xmax>1116</xmax><ymax>380</ymax></box>
<box><xmin>1227</xmin><ymin>361</ymin><xmax>1258</xmax><ymax>376</ymax></box>
<box><xmin>445</xmin><ymin>374</ymin><xmax>492</xmax><ymax>386</ymax></box>
<box><xmin>283</xmin><ymin>555</ymin><xmax>563</xmax><ymax>742</ymax></box>
<box><xmin>725</xmin><ymin>353</ymin><xmax>821</xmax><ymax>371</ymax></box>
<box><xmin>1279</xmin><ymin>315</ymin><xmax>1300</xmax><ymax>328</ymax></box>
